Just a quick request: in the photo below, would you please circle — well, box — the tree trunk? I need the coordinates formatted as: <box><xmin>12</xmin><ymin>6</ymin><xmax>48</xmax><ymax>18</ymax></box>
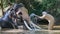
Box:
<box><xmin>1</xmin><ymin>0</ymin><xmax>4</xmax><ymax>15</ymax></box>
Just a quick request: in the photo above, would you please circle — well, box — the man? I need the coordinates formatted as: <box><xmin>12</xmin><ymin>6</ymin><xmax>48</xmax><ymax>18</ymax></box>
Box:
<box><xmin>39</xmin><ymin>11</ymin><xmax>55</xmax><ymax>30</ymax></box>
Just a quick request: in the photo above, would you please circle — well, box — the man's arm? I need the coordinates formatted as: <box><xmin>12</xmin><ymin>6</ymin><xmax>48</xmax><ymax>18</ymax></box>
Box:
<box><xmin>39</xmin><ymin>15</ymin><xmax>46</xmax><ymax>19</ymax></box>
<box><xmin>30</xmin><ymin>13</ymin><xmax>45</xmax><ymax>19</ymax></box>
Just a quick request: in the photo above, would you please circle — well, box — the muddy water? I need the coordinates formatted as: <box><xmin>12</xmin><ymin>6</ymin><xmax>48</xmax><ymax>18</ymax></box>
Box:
<box><xmin>1</xmin><ymin>29</ymin><xmax>60</xmax><ymax>34</ymax></box>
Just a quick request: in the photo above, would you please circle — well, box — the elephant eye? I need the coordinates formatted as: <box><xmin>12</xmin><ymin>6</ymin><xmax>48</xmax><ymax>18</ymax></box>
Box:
<box><xmin>18</xmin><ymin>12</ymin><xmax>22</xmax><ymax>15</ymax></box>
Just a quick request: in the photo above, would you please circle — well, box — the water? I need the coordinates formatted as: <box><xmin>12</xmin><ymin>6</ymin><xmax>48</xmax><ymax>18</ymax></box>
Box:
<box><xmin>1</xmin><ymin>29</ymin><xmax>60</xmax><ymax>34</ymax></box>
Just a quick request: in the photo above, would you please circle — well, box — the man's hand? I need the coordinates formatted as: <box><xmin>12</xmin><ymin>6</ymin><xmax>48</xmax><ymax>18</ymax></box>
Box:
<box><xmin>39</xmin><ymin>17</ymin><xmax>43</xmax><ymax>19</ymax></box>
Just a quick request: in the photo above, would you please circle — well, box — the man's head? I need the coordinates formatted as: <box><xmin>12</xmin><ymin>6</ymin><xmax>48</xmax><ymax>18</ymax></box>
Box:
<box><xmin>42</xmin><ymin>11</ymin><xmax>47</xmax><ymax>15</ymax></box>
<box><xmin>30</xmin><ymin>13</ymin><xmax>36</xmax><ymax>17</ymax></box>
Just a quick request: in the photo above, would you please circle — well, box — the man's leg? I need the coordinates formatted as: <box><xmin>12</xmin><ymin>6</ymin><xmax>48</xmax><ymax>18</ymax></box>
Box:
<box><xmin>48</xmin><ymin>20</ymin><xmax>54</xmax><ymax>30</ymax></box>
